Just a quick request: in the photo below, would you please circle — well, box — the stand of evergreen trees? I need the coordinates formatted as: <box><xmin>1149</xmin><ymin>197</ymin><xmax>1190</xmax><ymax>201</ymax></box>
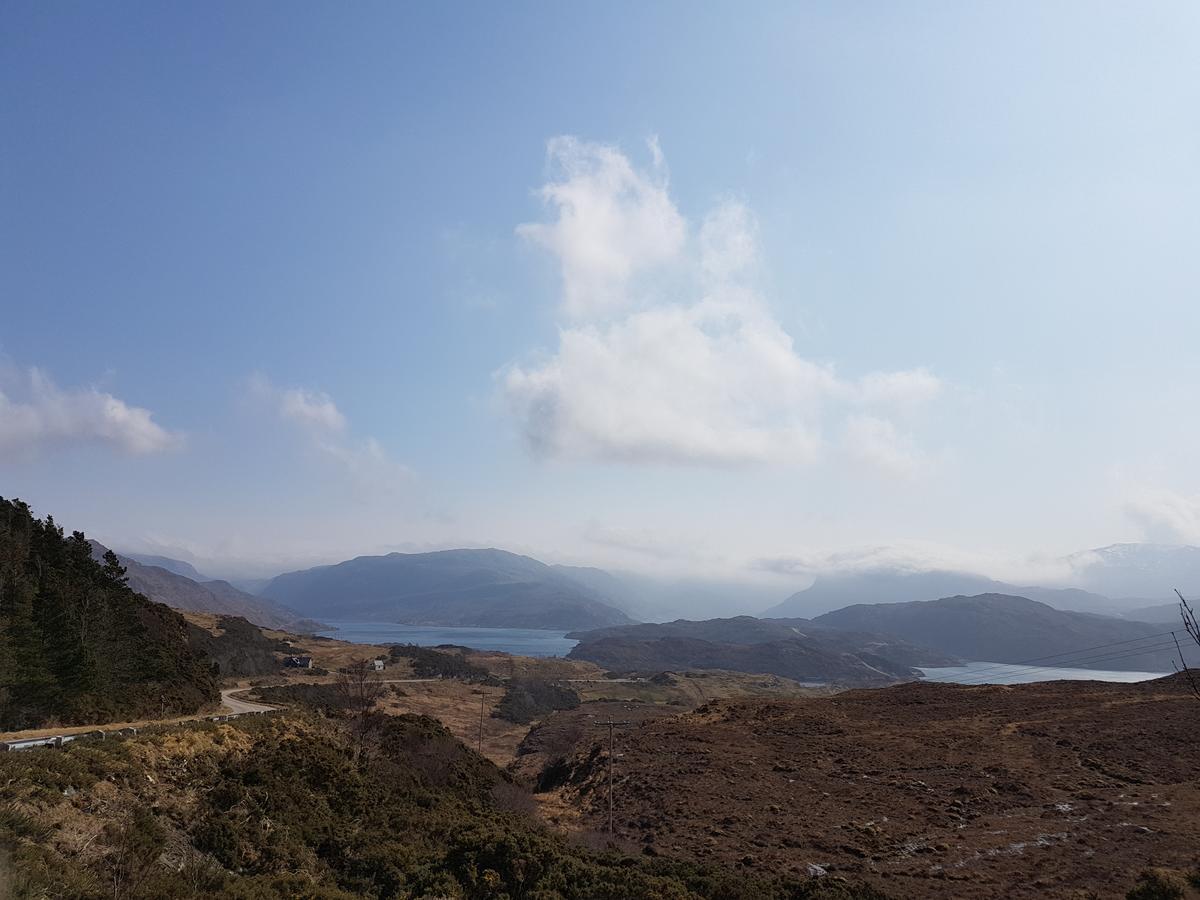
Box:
<box><xmin>0</xmin><ymin>498</ymin><xmax>219</xmax><ymax>730</ymax></box>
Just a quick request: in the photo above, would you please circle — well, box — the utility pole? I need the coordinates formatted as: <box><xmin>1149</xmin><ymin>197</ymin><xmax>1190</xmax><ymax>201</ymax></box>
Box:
<box><xmin>477</xmin><ymin>690</ymin><xmax>486</xmax><ymax>753</ymax></box>
<box><xmin>593</xmin><ymin>719</ymin><xmax>632</xmax><ymax>835</ymax></box>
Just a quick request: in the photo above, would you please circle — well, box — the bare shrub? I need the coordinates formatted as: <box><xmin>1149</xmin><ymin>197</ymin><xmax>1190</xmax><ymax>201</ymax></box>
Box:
<box><xmin>103</xmin><ymin>805</ymin><xmax>165</xmax><ymax>899</ymax></box>
<box><xmin>1127</xmin><ymin>867</ymin><xmax>1187</xmax><ymax>900</ymax></box>
<box><xmin>491</xmin><ymin>780</ymin><xmax>537</xmax><ymax>817</ymax></box>
<box><xmin>334</xmin><ymin>660</ymin><xmax>386</xmax><ymax>761</ymax></box>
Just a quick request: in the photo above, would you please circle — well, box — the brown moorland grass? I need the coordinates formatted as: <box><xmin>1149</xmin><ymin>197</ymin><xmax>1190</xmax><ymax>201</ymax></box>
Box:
<box><xmin>541</xmin><ymin>674</ymin><xmax>1200</xmax><ymax>899</ymax></box>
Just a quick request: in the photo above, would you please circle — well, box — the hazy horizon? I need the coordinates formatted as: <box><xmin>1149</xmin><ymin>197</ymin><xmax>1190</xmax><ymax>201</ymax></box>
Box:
<box><xmin>5</xmin><ymin>4</ymin><xmax>1200</xmax><ymax>597</ymax></box>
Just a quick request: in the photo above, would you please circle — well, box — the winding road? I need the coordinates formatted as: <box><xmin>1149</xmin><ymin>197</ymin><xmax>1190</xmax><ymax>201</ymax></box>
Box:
<box><xmin>1</xmin><ymin>688</ymin><xmax>278</xmax><ymax>751</ymax></box>
<box><xmin>220</xmin><ymin>688</ymin><xmax>276</xmax><ymax>716</ymax></box>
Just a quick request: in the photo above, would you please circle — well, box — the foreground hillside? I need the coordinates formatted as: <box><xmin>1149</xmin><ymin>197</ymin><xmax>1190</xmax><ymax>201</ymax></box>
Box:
<box><xmin>535</xmin><ymin>674</ymin><xmax>1200</xmax><ymax>898</ymax></box>
<box><xmin>262</xmin><ymin>548</ymin><xmax>633</xmax><ymax>630</ymax></box>
<box><xmin>0</xmin><ymin>712</ymin><xmax>883</xmax><ymax>899</ymax></box>
<box><xmin>0</xmin><ymin>498</ymin><xmax>219</xmax><ymax>731</ymax></box>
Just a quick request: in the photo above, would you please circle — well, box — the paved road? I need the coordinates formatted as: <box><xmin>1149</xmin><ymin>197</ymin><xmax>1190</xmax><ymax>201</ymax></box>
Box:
<box><xmin>220</xmin><ymin>688</ymin><xmax>276</xmax><ymax>715</ymax></box>
<box><xmin>2</xmin><ymin>690</ymin><xmax>278</xmax><ymax>751</ymax></box>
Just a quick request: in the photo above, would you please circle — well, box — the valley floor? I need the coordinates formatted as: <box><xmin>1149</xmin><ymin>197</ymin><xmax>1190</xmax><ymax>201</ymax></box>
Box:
<box><xmin>8</xmin><ymin>619</ymin><xmax>1196</xmax><ymax>899</ymax></box>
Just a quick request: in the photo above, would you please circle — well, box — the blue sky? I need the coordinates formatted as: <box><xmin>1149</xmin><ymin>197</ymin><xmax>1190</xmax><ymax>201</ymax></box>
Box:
<box><xmin>3</xmin><ymin>2</ymin><xmax>1200</xmax><ymax>589</ymax></box>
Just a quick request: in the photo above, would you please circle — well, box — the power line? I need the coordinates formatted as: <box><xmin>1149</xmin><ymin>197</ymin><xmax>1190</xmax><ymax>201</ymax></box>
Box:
<box><xmin>920</xmin><ymin>630</ymin><xmax>1178</xmax><ymax>681</ymax></box>
<box><xmin>924</xmin><ymin>640</ymin><xmax>1180</xmax><ymax>684</ymax></box>
<box><xmin>919</xmin><ymin>633</ymin><xmax>1176</xmax><ymax>681</ymax></box>
<box><xmin>923</xmin><ymin>640</ymin><xmax>1177</xmax><ymax>683</ymax></box>
<box><xmin>923</xmin><ymin>640</ymin><xmax>1182</xmax><ymax>685</ymax></box>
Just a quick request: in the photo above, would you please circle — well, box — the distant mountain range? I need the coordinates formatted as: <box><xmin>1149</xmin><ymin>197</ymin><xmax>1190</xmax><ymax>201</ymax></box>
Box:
<box><xmin>124</xmin><ymin>552</ymin><xmax>208</xmax><ymax>581</ymax></box>
<box><xmin>767</xmin><ymin>570</ymin><xmax>1121</xmax><ymax>619</ymax></box>
<box><xmin>102</xmin><ymin>539</ymin><xmax>1200</xmax><ymax>637</ymax></box>
<box><xmin>568</xmin><ymin>592</ymin><xmax>1197</xmax><ymax>684</ymax></box>
<box><xmin>566</xmin><ymin>615</ymin><xmax>960</xmax><ymax>686</ymax></box>
<box><xmin>766</xmin><ymin>543</ymin><xmax>1200</xmax><ymax>620</ymax></box>
<box><xmin>91</xmin><ymin>543</ymin><xmax>323</xmax><ymax>632</ymax></box>
<box><xmin>814</xmin><ymin>593</ymin><xmax>1192</xmax><ymax>672</ymax></box>
<box><xmin>261</xmin><ymin>548</ymin><xmax>633</xmax><ymax>630</ymax></box>
<box><xmin>1066</xmin><ymin>543</ymin><xmax>1200</xmax><ymax>600</ymax></box>
<box><xmin>1123</xmin><ymin>602</ymin><xmax>1188</xmax><ymax>625</ymax></box>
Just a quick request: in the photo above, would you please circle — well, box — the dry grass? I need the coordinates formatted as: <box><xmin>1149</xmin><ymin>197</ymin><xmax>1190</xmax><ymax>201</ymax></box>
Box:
<box><xmin>372</xmin><ymin>662</ymin><xmax>831</xmax><ymax>767</ymax></box>
<box><xmin>126</xmin><ymin>723</ymin><xmax>255</xmax><ymax>765</ymax></box>
<box><xmin>180</xmin><ymin>610</ymin><xmax>224</xmax><ymax>635</ymax></box>
<box><xmin>468</xmin><ymin>652</ymin><xmax>606</xmax><ymax>680</ymax></box>
<box><xmin>377</xmin><ymin>681</ymin><xmax>528</xmax><ymax>765</ymax></box>
<box><xmin>260</xmin><ymin>628</ymin><xmax>389</xmax><ymax>672</ymax></box>
<box><xmin>574</xmin><ymin>670</ymin><xmax>831</xmax><ymax>706</ymax></box>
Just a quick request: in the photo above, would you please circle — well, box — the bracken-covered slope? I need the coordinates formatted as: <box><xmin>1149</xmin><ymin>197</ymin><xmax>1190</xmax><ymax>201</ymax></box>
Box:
<box><xmin>0</xmin><ymin>712</ymin><xmax>886</xmax><ymax>899</ymax></box>
<box><xmin>262</xmin><ymin>548</ymin><xmax>633</xmax><ymax>630</ymax></box>
<box><xmin>539</xmin><ymin>674</ymin><xmax>1200</xmax><ymax>899</ymax></box>
<box><xmin>0</xmin><ymin>498</ymin><xmax>219</xmax><ymax>730</ymax></box>
<box><xmin>813</xmin><ymin>593</ymin><xmax>1191</xmax><ymax>671</ymax></box>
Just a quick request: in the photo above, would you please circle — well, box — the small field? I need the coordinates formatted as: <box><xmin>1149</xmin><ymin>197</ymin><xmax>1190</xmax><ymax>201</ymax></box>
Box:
<box><xmin>377</xmin><ymin>680</ymin><xmax>527</xmax><ymax>765</ymax></box>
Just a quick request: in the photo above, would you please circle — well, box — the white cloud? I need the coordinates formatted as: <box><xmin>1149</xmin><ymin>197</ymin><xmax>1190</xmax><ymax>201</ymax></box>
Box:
<box><xmin>505</xmin><ymin>301</ymin><xmax>839</xmax><ymax>465</ymax></box>
<box><xmin>843</xmin><ymin>414</ymin><xmax>926</xmax><ymax>478</ymax></box>
<box><xmin>0</xmin><ymin>368</ymin><xmax>180</xmax><ymax>459</ymax></box>
<box><xmin>699</xmin><ymin>200</ymin><xmax>758</xmax><ymax>282</ymax></box>
<box><xmin>248</xmin><ymin>374</ymin><xmax>410</xmax><ymax>493</ymax></box>
<box><xmin>503</xmin><ymin>137</ymin><xmax>942</xmax><ymax>471</ymax></box>
<box><xmin>248</xmin><ymin>373</ymin><xmax>345</xmax><ymax>435</ymax></box>
<box><xmin>516</xmin><ymin>136</ymin><xmax>686</xmax><ymax>318</ymax></box>
<box><xmin>279</xmin><ymin>388</ymin><xmax>346</xmax><ymax>433</ymax></box>
<box><xmin>316</xmin><ymin>436</ymin><xmax>413</xmax><ymax>494</ymax></box>
<box><xmin>1124</xmin><ymin>487</ymin><xmax>1200</xmax><ymax>544</ymax></box>
<box><xmin>855</xmin><ymin>368</ymin><xmax>943</xmax><ymax>409</ymax></box>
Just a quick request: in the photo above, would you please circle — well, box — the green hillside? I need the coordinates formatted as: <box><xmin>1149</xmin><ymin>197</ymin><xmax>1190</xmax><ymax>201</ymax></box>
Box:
<box><xmin>0</xmin><ymin>498</ymin><xmax>219</xmax><ymax>731</ymax></box>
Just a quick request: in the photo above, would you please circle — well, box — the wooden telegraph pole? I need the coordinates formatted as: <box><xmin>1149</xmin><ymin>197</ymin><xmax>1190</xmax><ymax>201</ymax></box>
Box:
<box><xmin>477</xmin><ymin>690</ymin><xmax>486</xmax><ymax>753</ymax></box>
<box><xmin>594</xmin><ymin>719</ymin><xmax>632</xmax><ymax>835</ymax></box>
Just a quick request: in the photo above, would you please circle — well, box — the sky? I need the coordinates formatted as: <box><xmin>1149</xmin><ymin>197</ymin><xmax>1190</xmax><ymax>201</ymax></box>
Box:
<box><xmin>3</xmin><ymin>2</ymin><xmax>1200</xmax><ymax>591</ymax></box>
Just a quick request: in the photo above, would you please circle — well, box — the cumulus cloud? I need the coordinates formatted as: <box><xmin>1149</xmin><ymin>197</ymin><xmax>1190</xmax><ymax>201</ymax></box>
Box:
<box><xmin>517</xmin><ymin>136</ymin><xmax>686</xmax><ymax>318</ymax></box>
<box><xmin>248</xmin><ymin>373</ymin><xmax>343</xmax><ymax>433</ymax></box>
<box><xmin>248</xmin><ymin>374</ymin><xmax>411</xmax><ymax>492</ymax></box>
<box><xmin>0</xmin><ymin>368</ymin><xmax>180</xmax><ymax>459</ymax></box>
<box><xmin>1124</xmin><ymin>487</ymin><xmax>1200</xmax><ymax>544</ymax></box>
<box><xmin>503</xmin><ymin>137</ymin><xmax>941</xmax><ymax>470</ymax></box>
<box><xmin>279</xmin><ymin>388</ymin><xmax>345</xmax><ymax>433</ymax></box>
